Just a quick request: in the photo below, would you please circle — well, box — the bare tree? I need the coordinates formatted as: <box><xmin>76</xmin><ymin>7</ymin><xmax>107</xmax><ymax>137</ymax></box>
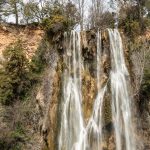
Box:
<box><xmin>73</xmin><ymin>0</ymin><xmax>85</xmax><ymax>30</ymax></box>
<box><xmin>131</xmin><ymin>40</ymin><xmax>150</xmax><ymax>99</ymax></box>
<box><xmin>90</xmin><ymin>0</ymin><xmax>104</xmax><ymax>28</ymax></box>
<box><xmin>1</xmin><ymin>0</ymin><xmax>22</xmax><ymax>25</ymax></box>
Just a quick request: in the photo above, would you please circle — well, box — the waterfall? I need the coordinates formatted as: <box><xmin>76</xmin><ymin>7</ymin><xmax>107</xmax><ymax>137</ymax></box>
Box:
<box><xmin>97</xmin><ymin>30</ymin><xmax>102</xmax><ymax>89</ymax></box>
<box><xmin>58</xmin><ymin>29</ymin><xmax>135</xmax><ymax>150</ymax></box>
<box><xmin>58</xmin><ymin>31</ymin><xmax>85</xmax><ymax>150</ymax></box>
<box><xmin>84</xmin><ymin>30</ymin><xmax>107</xmax><ymax>150</ymax></box>
<box><xmin>85</xmin><ymin>85</ymin><xmax>107</xmax><ymax>150</ymax></box>
<box><xmin>108</xmin><ymin>29</ymin><xmax>135</xmax><ymax>150</ymax></box>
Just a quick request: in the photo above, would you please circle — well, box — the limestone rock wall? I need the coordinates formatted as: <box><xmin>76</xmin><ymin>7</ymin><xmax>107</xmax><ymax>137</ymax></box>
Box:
<box><xmin>37</xmin><ymin>29</ymin><xmax>148</xmax><ymax>150</ymax></box>
<box><xmin>39</xmin><ymin>30</ymin><xmax>117</xmax><ymax>150</ymax></box>
<box><xmin>0</xmin><ymin>23</ymin><xmax>44</xmax><ymax>60</ymax></box>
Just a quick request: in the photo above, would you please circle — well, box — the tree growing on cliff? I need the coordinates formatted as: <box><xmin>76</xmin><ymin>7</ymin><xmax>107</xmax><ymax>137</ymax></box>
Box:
<box><xmin>2</xmin><ymin>0</ymin><xmax>23</xmax><ymax>25</ymax></box>
<box><xmin>118</xmin><ymin>0</ymin><xmax>150</xmax><ymax>37</ymax></box>
<box><xmin>78</xmin><ymin>0</ymin><xmax>85</xmax><ymax>30</ymax></box>
<box><xmin>0</xmin><ymin>40</ymin><xmax>31</xmax><ymax>105</ymax></box>
<box><xmin>42</xmin><ymin>1</ymin><xmax>79</xmax><ymax>34</ymax></box>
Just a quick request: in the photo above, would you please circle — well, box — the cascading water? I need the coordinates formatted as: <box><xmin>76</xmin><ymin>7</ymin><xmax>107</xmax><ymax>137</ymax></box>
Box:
<box><xmin>84</xmin><ymin>30</ymin><xmax>107</xmax><ymax>150</ymax></box>
<box><xmin>97</xmin><ymin>30</ymin><xmax>102</xmax><ymax>89</ymax></box>
<box><xmin>108</xmin><ymin>29</ymin><xmax>135</xmax><ymax>150</ymax></box>
<box><xmin>58</xmin><ymin>31</ymin><xmax>86</xmax><ymax>150</ymax></box>
<box><xmin>58</xmin><ymin>29</ymin><xmax>135</xmax><ymax>150</ymax></box>
<box><xmin>85</xmin><ymin>85</ymin><xmax>107</xmax><ymax>150</ymax></box>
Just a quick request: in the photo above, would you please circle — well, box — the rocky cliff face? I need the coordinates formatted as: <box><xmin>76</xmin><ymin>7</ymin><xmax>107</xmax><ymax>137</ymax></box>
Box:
<box><xmin>0</xmin><ymin>23</ymin><xmax>44</xmax><ymax>60</ymax></box>
<box><xmin>37</xmin><ymin>29</ymin><xmax>150</xmax><ymax>150</ymax></box>
<box><xmin>0</xmin><ymin>24</ymin><xmax>44</xmax><ymax>150</ymax></box>
<box><xmin>36</xmin><ymin>29</ymin><xmax>134</xmax><ymax>150</ymax></box>
<box><xmin>130</xmin><ymin>31</ymin><xmax>150</xmax><ymax>150</ymax></box>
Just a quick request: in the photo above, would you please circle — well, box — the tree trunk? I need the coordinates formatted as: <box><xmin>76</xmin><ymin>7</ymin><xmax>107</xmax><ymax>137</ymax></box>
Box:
<box><xmin>14</xmin><ymin>2</ymin><xmax>18</xmax><ymax>25</ymax></box>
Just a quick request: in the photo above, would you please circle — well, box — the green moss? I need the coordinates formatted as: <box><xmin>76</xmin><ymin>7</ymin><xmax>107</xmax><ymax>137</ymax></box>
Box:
<box><xmin>103</xmin><ymin>94</ymin><xmax>112</xmax><ymax>126</ymax></box>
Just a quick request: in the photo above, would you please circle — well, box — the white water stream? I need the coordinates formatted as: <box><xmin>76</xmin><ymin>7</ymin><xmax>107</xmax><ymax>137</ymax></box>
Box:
<box><xmin>108</xmin><ymin>29</ymin><xmax>135</xmax><ymax>150</ymax></box>
<box><xmin>58</xmin><ymin>29</ymin><xmax>135</xmax><ymax>150</ymax></box>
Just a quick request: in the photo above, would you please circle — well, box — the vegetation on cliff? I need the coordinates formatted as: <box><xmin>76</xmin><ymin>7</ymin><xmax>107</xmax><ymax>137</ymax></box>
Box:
<box><xmin>0</xmin><ymin>40</ymin><xmax>31</xmax><ymax>105</ymax></box>
<box><xmin>42</xmin><ymin>2</ymin><xmax>78</xmax><ymax>35</ymax></box>
<box><xmin>0</xmin><ymin>0</ymin><xmax>150</xmax><ymax>150</ymax></box>
<box><xmin>0</xmin><ymin>38</ymin><xmax>49</xmax><ymax>149</ymax></box>
<box><xmin>0</xmin><ymin>39</ymin><xmax>47</xmax><ymax>105</ymax></box>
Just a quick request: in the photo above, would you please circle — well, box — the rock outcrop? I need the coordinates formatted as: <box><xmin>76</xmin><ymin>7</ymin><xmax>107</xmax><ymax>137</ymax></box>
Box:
<box><xmin>0</xmin><ymin>23</ymin><xmax>44</xmax><ymax>60</ymax></box>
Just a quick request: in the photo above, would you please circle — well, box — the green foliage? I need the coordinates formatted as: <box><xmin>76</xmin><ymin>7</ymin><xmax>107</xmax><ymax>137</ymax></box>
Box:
<box><xmin>100</xmin><ymin>12</ymin><xmax>115</xmax><ymax>29</ymax></box>
<box><xmin>119</xmin><ymin>4</ymin><xmax>150</xmax><ymax>38</ymax></box>
<box><xmin>139</xmin><ymin>66</ymin><xmax>150</xmax><ymax>114</ymax></box>
<box><xmin>0</xmin><ymin>35</ymin><xmax>49</xmax><ymax>105</ymax></box>
<box><xmin>42</xmin><ymin>15</ymin><xmax>67</xmax><ymax>34</ymax></box>
<box><xmin>30</xmin><ymin>39</ymin><xmax>48</xmax><ymax>74</ymax></box>
<box><xmin>141</xmin><ymin>67</ymin><xmax>150</xmax><ymax>98</ymax></box>
<box><xmin>11</xmin><ymin>122</ymin><xmax>25</xmax><ymax>140</ymax></box>
<box><xmin>42</xmin><ymin>2</ymin><xmax>78</xmax><ymax>35</ymax></box>
<box><xmin>0</xmin><ymin>137</ymin><xmax>22</xmax><ymax>150</ymax></box>
<box><xmin>21</xmin><ymin>0</ymin><xmax>51</xmax><ymax>24</ymax></box>
<box><xmin>0</xmin><ymin>40</ymin><xmax>31</xmax><ymax>105</ymax></box>
<box><xmin>22</xmin><ymin>1</ymin><xmax>39</xmax><ymax>24</ymax></box>
<box><xmin>123</xmin><ymin>20</ymin><xmax>141</xmax><ymax>38</ymax></box>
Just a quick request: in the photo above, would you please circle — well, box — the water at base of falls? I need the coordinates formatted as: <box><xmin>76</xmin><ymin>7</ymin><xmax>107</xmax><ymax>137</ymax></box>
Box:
<box><xmin>58</xmin><ymin>29</ymin><xmax>135</xmax><ymax>150</ymax></box>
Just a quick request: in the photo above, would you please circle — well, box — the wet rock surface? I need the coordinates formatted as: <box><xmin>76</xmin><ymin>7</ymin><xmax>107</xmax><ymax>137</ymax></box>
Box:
<box><xmin>38</xmin><ymin>30</ymin><xmax>150</xmax><ymax>150</ymax></box>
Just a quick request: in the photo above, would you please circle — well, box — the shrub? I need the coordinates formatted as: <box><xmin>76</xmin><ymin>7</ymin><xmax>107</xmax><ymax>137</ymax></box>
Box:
<box><xmin>30</xmin><ymin>38</ymin><xmax>48</xmax><ymax>74</ymax></box>
<box><xmin>141</xmin><ymin>68</ymin><xmax>150</xmax><ymax>99</ymax></box>
<box><xmin>11</xmin><ymin>122</ymin><xmax>25</xmax><ymax>140</ymax></box>
<box><xmin>124</xmin><ymin>20</ymin><xmax>141</xmax><ymax>38</ymax></box>
<box><xmin>42</xmin><ymin>15</ymin><xmax>68</xmax><ymax>35</ymax></box>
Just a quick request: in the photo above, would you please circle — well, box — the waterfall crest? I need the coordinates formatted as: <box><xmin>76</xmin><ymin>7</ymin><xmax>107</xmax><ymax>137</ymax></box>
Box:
<box><xmin>58</xmin><ymin>29</ymin><xmax>135</xmax><ymax>150</ymax></box>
